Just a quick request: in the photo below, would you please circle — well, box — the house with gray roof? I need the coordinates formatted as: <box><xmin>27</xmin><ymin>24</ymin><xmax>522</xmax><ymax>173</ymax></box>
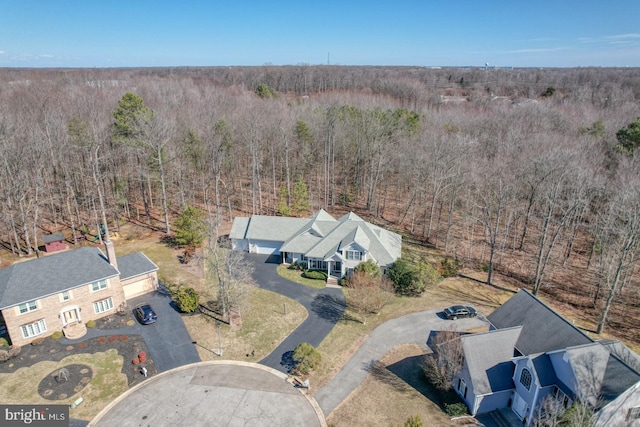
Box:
<box><xmin>230</xmin><ymin>209</ymin><xmax>402</xmax><ymax>281</ymax></box>
<box><xmin>0</xmin><ymin>241</ymin><xmax>158</xmax><ymax>346</ymax></box>
<box><xmin>451</xmin><ymin>290</ymin><xmax>640</xmax><ymax>426</ymax></box>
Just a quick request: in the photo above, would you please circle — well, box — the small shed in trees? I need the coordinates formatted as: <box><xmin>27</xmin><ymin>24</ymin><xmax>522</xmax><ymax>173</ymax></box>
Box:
<box><xmin>43</xmin><ymin>233</ymin><xmax>65</xmax><ymax>253</ymax></box>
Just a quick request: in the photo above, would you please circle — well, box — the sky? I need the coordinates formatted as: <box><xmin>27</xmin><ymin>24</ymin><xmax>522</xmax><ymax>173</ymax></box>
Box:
<box><xmin>1</xmin><ymin>1</ymin><xmax>639</xmax><ymax>68</ymax></box>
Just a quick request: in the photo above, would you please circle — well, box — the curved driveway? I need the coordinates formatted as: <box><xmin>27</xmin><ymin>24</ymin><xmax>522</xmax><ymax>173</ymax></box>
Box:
<box><xmin>314</xmin><ymin>310</ymin><xmax>488</xmax><ymax>415</ymax></box>
<box><xmin>249</xmin><ymin>254</ymin><xmax>346</xmax><ymax>373</ymax></box>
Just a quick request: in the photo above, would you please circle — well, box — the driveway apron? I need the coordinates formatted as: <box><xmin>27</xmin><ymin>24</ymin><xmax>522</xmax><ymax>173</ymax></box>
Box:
<box><xmin>248</xmin><ymin>254</ymin><xmax>346</xmax><ymax>373</ymax></box>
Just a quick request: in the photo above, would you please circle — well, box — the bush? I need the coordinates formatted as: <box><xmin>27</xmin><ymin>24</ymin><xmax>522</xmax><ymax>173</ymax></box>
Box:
<box><xmin>353</xmin><ymin>259</ymin><xmax>381</xmax><ymax>278</ymax></box>
<box><xmin>439</xmin><ymin>258</ymin><xmax>461</xmax><ymax>278</ymax></box>
<box><xmin>404</xmin><ymin>415</ymin><xmax>423</xmax><ymax>427</ymax></box>
<box><xmin>31</xmin><ymin>337</ymin><xmax>44</xmax><ymax>346</ymax></box>
<box><xmin>288</xmin><ymin>261</ymin><xmax>305</xmax><ymax>271</ymax></box>
<box><xmin>444</xmin><ymin>402</ymin><xmax>468</xmax><ymax>417</ymax></box>
<box><xmin>51</xmin><ymin>331</ymin><xmax>63</xmax><ymax>340</ymax></box>
<box><xmin>293</xmin><ymin>342</ymin><xmax>321</xmax><ymax>375</ymax></box>
<box><xmin>0</xmin><ymin>337</ymin><xmax>8</xmax><ymax>347</ymax></box>
<box><xmin>175</xmin><ymin>287</ymin><xmax>200</xmax><ymax>313</ymax></box>
<box><xmin>86</xmin><ymin>319</ymin><xmax>96</xmax><ymax>328</ymax></box>
<box><xmin>302</xmin><ymin>270</ymin><xmax>327</xmax><ymax>280</ymax></box>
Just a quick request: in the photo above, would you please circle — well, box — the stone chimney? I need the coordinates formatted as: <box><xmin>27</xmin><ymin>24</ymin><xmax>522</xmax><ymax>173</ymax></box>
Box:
<box><xmin>104</xmin><ymin>238</ymin><xmax>118</xmax><ymax>270</ymax></box>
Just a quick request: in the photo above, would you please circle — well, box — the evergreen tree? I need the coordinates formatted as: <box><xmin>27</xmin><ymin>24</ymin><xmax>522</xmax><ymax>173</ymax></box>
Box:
<box><xmin>292</xmin><ymin>176</ymin><xmax>310</xmax><ymax>216</ymax></box>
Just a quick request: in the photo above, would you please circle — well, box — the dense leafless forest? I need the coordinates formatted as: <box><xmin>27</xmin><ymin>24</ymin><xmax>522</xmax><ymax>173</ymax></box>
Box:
<box><xmin>1</xmin><ymin>66</ymin><xmax>640</xmax><ymax>341</ymax></box>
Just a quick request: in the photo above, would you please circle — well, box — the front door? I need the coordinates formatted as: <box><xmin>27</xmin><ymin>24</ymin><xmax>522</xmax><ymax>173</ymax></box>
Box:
<box><xmin>512</xmin><ymin>393</ymin><xmax>527</xmax><ymax>419</ymax></box>
<box><xmin>62</xmin><ymin>309</ymin><xmax>78</xmax><ymax>325</ymax></box>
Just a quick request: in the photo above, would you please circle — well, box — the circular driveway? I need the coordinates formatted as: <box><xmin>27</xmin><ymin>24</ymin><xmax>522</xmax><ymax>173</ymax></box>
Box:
<box><xmin>90</xmin><ymin>361</ymin><xmax>326</xmax><ymax>427</ymax></box>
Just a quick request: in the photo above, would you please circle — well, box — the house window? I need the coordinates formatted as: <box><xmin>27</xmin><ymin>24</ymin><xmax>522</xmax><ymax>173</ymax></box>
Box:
<box><xmin>627</xmin><ymin>406</ymin><xmax>640</xmax><ymax>421</ymax></box>
<box><xmin>18</xmin><ymin>300</ymin><xmax>38</xmax><ymax>314</ymax></box>
<box><xmin>21</xmin><ymin>319</ymin><xmax>46</xmax><ymax>339</ymax></box>
<box><xmin>91</xmin><ymin>279</ymin><xmax>108</xmax><ymax>292</ymax></box>
<box><xmin>520</xmin><ymin>368</ymin><xmax>532</xmax><ymax>390</ymax></box>
<box><xmin>345</xmin><ymin>250</ymin><xmax>362</xmax><ymax>261</ymax></box>
<box><xmin>93</xmin><ymin>297</ymin><xmax>114</xmax><ymax>314</ymax></box>
<box><xmin>309</xmin><ymin>259</ymin><xmax>328</xmax><ymax>270</ymax></box>
<box><xmin>61</xmin><ymin>291</ymin><xmax>71</xmax><ymax>301</ymax></box>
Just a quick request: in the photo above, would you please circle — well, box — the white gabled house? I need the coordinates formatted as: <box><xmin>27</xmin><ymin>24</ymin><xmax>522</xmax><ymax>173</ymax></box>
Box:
<box><xmin>229</xmin><ymin>209</ymin><xmax>402</xmax><ymax>280</ymax></box>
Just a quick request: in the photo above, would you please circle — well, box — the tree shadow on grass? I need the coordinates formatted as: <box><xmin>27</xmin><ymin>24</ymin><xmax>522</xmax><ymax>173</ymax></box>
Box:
<box><xmin>365</xmin><ymin>355</ymin><xmax>442</xmax><ymax>404</ymax></box>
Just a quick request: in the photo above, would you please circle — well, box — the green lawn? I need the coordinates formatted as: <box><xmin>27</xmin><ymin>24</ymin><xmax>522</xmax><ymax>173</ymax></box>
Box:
<box><xmin>276</xmin><ymin>265</ymin><xmax>327</xmax><ymax>289</ymax></box>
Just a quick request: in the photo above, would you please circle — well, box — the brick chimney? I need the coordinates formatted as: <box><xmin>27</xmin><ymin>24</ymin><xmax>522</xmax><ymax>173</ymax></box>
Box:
<box><xmin>104</xmin><ymin>238</ymin><xmax>118</xmax><ymax>270</ymax></box>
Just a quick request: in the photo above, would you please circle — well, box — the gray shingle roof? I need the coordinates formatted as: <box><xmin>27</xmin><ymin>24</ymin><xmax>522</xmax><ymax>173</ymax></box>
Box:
<box><xmin>42</xmin><ymin>233</ymin><xmax>64</xmax><ymax>244</ymax></box>
<box><xmin>461</xmin><ymin>326</ymin><xmax>522</xmax><ymax>395</ymax></box>
<box><xmin>244</xmin><ymin>216</ymin><xmax>309</xmax><ymax>242</ymax></box>
<box><xmin>248</xmin><ymin>210</ymin><xmax>401</xmax><ymax>267</ymax></box>
<box><xmin>487</xmin><ymin>289</ymin><xmax>592</xmax><ymax>355</ymax></box>
<box><xmin>118</xmin><ymin>252</ymin><xmax>158</xmax><ymax>280</ymax></box>
<box><xmin>0</xmin><ymin>247</ymin><xmax>119</xmax><ymax>309</ymax></box>
<box><xmin>229</xmin><ymin>217</ymin><xmax>250</xmax><ymax>240</ymax></box>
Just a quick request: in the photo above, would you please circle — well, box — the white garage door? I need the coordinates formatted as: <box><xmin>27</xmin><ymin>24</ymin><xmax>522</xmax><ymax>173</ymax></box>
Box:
<box><xmin>252</xmin><ymin>240</ymin><xmax>281</xmax><ymax>254</ymax></box>
<box><xmin>123</xmin><ymin>278</ymin><xmax>152</xmax><ymax>299</ymax></box>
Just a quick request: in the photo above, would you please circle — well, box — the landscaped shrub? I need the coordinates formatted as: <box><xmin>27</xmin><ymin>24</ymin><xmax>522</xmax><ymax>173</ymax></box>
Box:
<box><xmin>97</xmin><ymin>337</ymin><xmax>107</xmax><ymax>343</ymax></box>
<box><xmin>293</xmin><ymin>342</ymin><xmax>321</xmax><ymax>375</ymax></box>
<box><xmin>444</xmin><ymin>402</ymin><xmax>468</xmax><ymax>417</ymax></box>
<box><xmin>119</xmin><ymin>335</ymin><xmax>128</xmax><ymax>342</ymax></box>
<box><xmin>31</xmin><ymin>337</ymin><xmax>44</xmax><ymax>346</ymax></box>
<box><xmin>86</xmin><ymin>320</ymin><xmax>96</xmax><ymax>328</ymax></box>
<box><xmin>175</xmin><ymin>286</ymin><xmax>200</xmax><ymax>313</ymax></box>
<box><xmin>302</xmin><ymin>270</ymin><xmax>327</xmax><ymax>280</ymax></box>
<box><xmin>108</xmin><ymin>335</ymin><xmax>118</xmax><ymax>342</ymax></box>
<box><xmin>51</xmin><ymin>331</ymin><xmax>63</xmax><ymax>340</ymax></box>
<box><xmin>288</xmin><ymin>261</ymin><xmax>305</xmax><ymax>271</ymax></box>
<box><xmin>0</xmin><ymin>337</ymin><xmax>8</xmax><ymax>347</ymax></box>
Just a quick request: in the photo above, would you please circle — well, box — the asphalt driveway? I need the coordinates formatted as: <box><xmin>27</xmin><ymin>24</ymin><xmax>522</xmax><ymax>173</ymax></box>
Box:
<box><xmin>247</xmin><ymin>254</ymin><xmax>346</xmax><ymax>373</ymax></box>
<box><xmin>314</xmin><ymin>309</ymin><xmax>488</xmax><ymax>415</ymax></box>
<box><xmin>127</xmin><ymin>287</ymin><xmax>201</xmax><ymax>372</ymax></box>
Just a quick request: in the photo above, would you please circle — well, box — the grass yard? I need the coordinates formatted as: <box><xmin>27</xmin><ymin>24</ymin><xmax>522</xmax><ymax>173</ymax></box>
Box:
<box><xmin>183</xmin><ymin>284</ymin><xmax>308</xmax><ymax>362</ymax></box>
<box><xmin>327</xmin><ymin>344</ymin><xmax>460</xmax><ymax>427</ymax></box>
<box><xmin>0</xmin><ymin>350</ymin><xmax>128</xmax><ymax>421</ymax></box>
<box><xmin>276</xmin><ymin>265</ymin><xmax>326</xmax><ymax>289</ymax></box>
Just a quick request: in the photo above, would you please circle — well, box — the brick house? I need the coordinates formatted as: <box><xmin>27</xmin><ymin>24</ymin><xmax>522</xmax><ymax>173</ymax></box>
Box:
<box><xmin>0</xmin><ymin>240</ymin><xmax>158</xmax><ymax>346</ymax></box>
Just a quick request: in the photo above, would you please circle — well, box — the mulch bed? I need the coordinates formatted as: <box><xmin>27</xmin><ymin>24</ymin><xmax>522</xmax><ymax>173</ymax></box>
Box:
<box><xmin>0</xmin><ymin>312</ymin><xmax>157</xmax><ymax>399</ymax></box>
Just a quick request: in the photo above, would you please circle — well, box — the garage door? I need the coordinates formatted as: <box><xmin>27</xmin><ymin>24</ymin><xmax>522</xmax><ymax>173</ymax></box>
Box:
<box><xmin>124</xmin><ymin>278</ymin><xmax>153</xmax><ymax>299</ymax></box>
<box><xmin>251</xmin><ymin>240</ymin><xmax>281</xmax><ymax>254</ymax></box>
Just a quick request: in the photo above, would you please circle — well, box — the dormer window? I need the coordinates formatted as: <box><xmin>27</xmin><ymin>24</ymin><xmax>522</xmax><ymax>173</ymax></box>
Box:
<box><xmin>345</xmin><ymin>250</ymin><xmax>362</xmax><ymax>261</ymax></box>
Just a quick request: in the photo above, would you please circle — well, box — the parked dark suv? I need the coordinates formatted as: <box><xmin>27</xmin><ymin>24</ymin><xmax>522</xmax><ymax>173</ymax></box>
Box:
<box><xmin>443</xmin><ymin>305</ymin><xmax>477</xmax><ymax>320</ymax></box>
<box><xmin>134</xmin><ymin>303</ymin><xmax>158</xmax><ymax>325</ymax></box>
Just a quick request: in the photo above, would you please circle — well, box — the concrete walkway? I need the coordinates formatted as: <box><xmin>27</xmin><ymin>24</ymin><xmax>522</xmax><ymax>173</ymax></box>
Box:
<box><xmin>248</xmin><ymin>254</ymin><xmax>346</xmax><ymax>373</ymax></box>
<box><xmin>314</xmin><ymin>310</ymin><xmax>488</xmax><ymax>415</ymax></box>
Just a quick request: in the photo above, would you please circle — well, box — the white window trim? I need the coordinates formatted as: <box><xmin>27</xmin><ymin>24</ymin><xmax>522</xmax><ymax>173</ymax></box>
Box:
<box><xmin>18</xmin><ymin>300</ymin><xmax>38</xmax><ymax>315</ymax></box>
<box><xmin>61</xmin><ymin>291</ymin><xmax>71</xmax><ymax>302</ymax></box>
<box><xmin>21</xmin><ymin>319</ymin><xmax>47</xmax><ymax>339</ymax></box>
<box><xmin>345</xmin><ymin>250</ymin><xmax>362</xmax><ymax>261</ymax></box>
<box><xmin>91</xmin><ymin>279</ymin><xmax>108</xmax><ymax>292</ymax></box>
<box><xmin>93</xmin><ymin>297</ymin><xmax>114</xmax><ymax>314</ymax></box>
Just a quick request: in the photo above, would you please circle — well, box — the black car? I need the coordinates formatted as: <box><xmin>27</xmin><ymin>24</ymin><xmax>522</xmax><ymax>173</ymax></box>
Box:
<box><xmin>134</xmin><ymin>303</ymin><xmax>157</xmax><ymax>325</ymax></box>
<box><xmin>443</xmin><ymin>305</ymin><xmax>477</xmax><ymax>320</ymax></box>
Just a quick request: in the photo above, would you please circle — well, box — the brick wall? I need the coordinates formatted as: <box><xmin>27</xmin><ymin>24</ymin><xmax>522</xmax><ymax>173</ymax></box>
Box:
<box><xmin>3</xmin><ymin>275</ymin><xmax>125</xmax><ymax>347</ymax></box>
